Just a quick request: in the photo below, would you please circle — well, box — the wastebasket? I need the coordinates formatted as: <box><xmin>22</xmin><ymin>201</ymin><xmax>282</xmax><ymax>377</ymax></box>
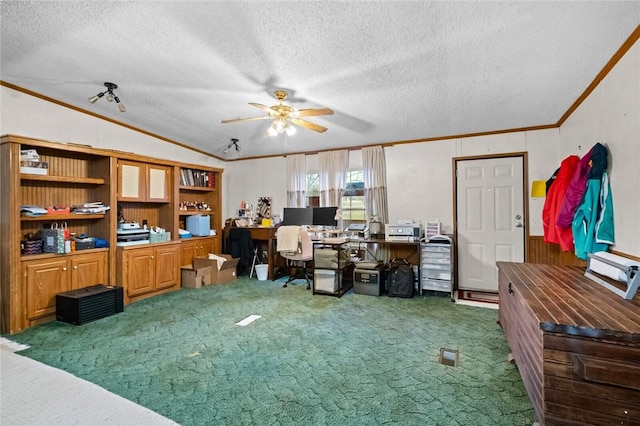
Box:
<box><xmin>255</xmin><ymin>264</ymin><xmax>269</xmax><ymax>281</ymax></box>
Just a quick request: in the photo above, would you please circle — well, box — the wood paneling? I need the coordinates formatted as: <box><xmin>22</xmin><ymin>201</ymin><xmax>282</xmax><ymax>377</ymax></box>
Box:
<box><xmin>527</xmin><ymin>236</ymin><xmax>587</xmax><ymax>266</ymax></box>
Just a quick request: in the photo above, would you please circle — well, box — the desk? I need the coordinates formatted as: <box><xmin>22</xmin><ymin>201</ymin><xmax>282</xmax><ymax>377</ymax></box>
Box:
<box><xmin>223</xmin><ymin>227</ymin><xmax>280</xmax><ymax>280</ymax></box>
<box><xmin>353</xmin><ymin>239</ymin><xmax>421</xmax><ymax>264</ymax></box>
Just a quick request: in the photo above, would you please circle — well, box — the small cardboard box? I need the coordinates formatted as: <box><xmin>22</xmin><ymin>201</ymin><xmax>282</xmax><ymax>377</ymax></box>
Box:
<box><xmin>193</xmin><ymin>254</ymin><xmax>239</xmax><ymax>285</ymax></box>
<box><xmin>181</xmin><ymin>265</ymin><xmax>212</xmax><ymax>289</ymax></box>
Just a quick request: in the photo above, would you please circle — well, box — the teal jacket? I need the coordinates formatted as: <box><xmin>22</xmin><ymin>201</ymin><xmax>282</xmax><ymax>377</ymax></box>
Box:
<box><xmin>572</xmin><ymin>171</ymin><xmax>615</xmax><ymax>260</ymax></box>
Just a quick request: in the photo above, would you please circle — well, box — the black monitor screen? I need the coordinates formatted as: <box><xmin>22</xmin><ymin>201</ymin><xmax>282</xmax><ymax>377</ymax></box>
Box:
<box><xmin>282</xmin><ymin>207</ymin><xmax>313</xmax><ymax>226</ymax></box>
<box><xmin>313</xmin><ymin>207</ymin><xmax>338</xmax><ymax>227</ymax></box>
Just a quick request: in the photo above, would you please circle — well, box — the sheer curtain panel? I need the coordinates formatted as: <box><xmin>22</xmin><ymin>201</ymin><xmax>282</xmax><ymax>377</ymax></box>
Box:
<box><xmin>318</xmin><ymin>150</ymin><xmax>348</xmax><ymax>207</ymax></box>
<box><xmin>362</xmin><ymin>146</ymin><xmax>388</xmax><ymax>224</ymax></box>
<box><xmin>287</xmin><ymin>154</ymin><xmax>306</xmax><ymax>207</ymax></box>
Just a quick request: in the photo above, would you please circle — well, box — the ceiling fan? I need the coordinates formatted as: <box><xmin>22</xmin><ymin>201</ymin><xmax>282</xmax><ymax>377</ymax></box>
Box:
<box><xmin>221</xmin><ymin>90</ymin><xmax>334</xmax><ymax>135</ymax></box>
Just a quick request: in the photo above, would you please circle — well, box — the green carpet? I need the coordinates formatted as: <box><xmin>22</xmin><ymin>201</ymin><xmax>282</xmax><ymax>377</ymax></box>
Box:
<box><xmin>10</xmin><ymin>278</ymin><xmax>535</xmax><ymax>425</ymax></box>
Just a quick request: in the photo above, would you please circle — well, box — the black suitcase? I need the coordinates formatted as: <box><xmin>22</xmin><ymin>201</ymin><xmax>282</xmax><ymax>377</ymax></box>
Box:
<box><xmin>387</xmin><ymin>258</ymin><xmax>414</xmax><ymax>298</ymax></box>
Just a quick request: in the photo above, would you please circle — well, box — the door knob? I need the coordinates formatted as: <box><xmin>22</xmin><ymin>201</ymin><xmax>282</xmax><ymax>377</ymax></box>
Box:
<box><xmin>515</xmin><ymin>222</ymin><xmax>523</xmax><ymax>228</ymax></box>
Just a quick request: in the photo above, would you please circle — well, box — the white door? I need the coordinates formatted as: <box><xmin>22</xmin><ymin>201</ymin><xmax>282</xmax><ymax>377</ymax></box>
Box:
<box><xmin>456</xmin><ymin>156</ymin><xmax>525</xmax><ymax>292</ymax></box>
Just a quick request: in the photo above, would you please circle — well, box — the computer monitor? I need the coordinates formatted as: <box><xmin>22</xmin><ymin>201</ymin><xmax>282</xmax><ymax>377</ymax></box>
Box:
<box><xmin>282</xmin><ymin>207</ymin><xmax>313</xmax><ymax>226</ymax></box>
<box><xmin>313</xmin><ymin>207</ymin><xmax>338</xmax><ymax>227</ymax></box>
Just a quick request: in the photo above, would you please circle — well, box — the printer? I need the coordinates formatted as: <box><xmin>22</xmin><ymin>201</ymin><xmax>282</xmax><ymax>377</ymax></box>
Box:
<box><xmin>116</xmin><ymin>222</ymin><xmax>150</xmax><ymax>246</ymax></box>
<box><xmin>385</xmin><ymin>221</ymin><xmax>421</xmax><ymax>242</ymax></box>
<box><xmin>345</xmin><ymin>223</ymin><xmax>369</xmax><ymax>240</ymax></box>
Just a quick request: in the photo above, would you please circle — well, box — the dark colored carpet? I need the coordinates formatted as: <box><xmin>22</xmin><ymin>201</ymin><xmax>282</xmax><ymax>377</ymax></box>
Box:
<box><xmin>11</xmin><ymin>277</ymin><xmax>535</xmax><ymax>425</ymax></box>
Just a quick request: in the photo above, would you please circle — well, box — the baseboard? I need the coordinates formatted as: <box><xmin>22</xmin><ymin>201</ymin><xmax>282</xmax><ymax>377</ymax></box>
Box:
<box><xmin>458</xmin><ymin>289</ymin><xmax>499</xmax><ymax>304</ymax></box>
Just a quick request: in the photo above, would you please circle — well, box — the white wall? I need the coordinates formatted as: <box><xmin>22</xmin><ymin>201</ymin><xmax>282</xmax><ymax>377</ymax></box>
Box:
<box><xmin>224</xmin><ymin>156</ymin><xmax>288</xmax><ymax>222</ymax></box>
<box><xmin>2</xmin><ymin>37</ymin><xmax>637</xmax><ymax>256</ymax></box>
<box><xmin>558</xmin><ymin>39</ymin><xmax>640</xmax><ymax>255</ymax></box>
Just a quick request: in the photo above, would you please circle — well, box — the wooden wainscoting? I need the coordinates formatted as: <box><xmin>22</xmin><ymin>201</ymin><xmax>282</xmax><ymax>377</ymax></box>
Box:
<box><xmin>527</xmin><ymin>236</ymin><xmax>587</xmax><ymax>267</ymax></box>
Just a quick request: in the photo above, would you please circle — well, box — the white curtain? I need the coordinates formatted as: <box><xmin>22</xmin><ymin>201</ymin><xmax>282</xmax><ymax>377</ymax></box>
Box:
<box><xmin>286</xmin><ymin>154</ymin><xmax>306</xmax><ymax>207</ymax></box>
<box><xmin>362</xmin><ymin>145</ymin><xmax>388</xmax><ymax>224</ymax></box>
<box><xmin>318</xmin><ymin>150</ymin><xmax>348</xmax><ymax>207</ymax></box>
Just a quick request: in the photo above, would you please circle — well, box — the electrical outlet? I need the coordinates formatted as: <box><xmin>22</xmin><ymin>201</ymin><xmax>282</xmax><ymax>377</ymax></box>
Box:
<box><xmin>262</xmin><ymin>251</ymin><xmax>268</xmax><ymax>260</ymax></box>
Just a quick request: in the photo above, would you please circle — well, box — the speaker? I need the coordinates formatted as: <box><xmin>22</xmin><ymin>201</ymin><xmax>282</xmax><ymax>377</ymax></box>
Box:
<box><xmin>56</xmin><ymin>285</ymin><xmax>123</xmax><ymax>325</ymax></box>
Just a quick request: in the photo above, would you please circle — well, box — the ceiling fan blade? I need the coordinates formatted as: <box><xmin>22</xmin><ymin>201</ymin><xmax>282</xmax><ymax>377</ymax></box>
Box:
<box><xmin>295</xmin><ymin>108</ymin><xmax>334</xmax><ymax>117</ymax></box>
<box><xmin>249</xmin><ymin>103</ymin><xmax>278</xmax><ymax>115</ymax></box>
<box><xmin>289</xmin><ymin>118</ymin><xmax>328</xmax><ymax>133</ymax></box>
<box><xmin>221</xmin><ymin>116</ymin><xmax>272</xmax><ymax>124</ymax></box>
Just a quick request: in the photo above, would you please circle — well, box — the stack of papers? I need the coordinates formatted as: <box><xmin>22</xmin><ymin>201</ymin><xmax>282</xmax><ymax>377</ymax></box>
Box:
<box><xmin>71</xmin><ymin>202</ymin><xmax>110</xmax><ymax>214</ymax></box>
<box><xmin>323</xmin><ymin>237</ymin><xmax>347</xmax><ymax>243</ymax></box>
<box><xmin>21</xmin><ymin>205</ymin><xmax>47</xmax><ymax>217</ymax></box>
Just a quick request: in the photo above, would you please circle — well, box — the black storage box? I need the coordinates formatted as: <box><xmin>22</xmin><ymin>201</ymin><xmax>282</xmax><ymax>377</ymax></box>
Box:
<box><xmin>75</xmin><ymin>238</ymin><xmax>96</xmax><ymax>250</ymax></box>
<box><xmin>56</xmin><ymin>284</ymin><xmax>123</xmax><ymax>325</ymax></box>
<box><xmin>353</xmin><ymin>263</ymin><xmax>386</xmax><ymax>296</ymax></box>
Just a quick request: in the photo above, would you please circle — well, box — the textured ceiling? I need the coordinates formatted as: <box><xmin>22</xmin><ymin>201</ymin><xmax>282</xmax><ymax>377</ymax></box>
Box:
<box><xmin>1</xmin><ymin>1</ymin><xmax>639</xmax><ymax>160</ymax></box>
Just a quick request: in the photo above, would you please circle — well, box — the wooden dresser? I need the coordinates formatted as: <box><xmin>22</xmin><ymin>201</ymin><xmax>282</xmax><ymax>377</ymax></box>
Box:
<box><xmin>497</xmin><ymin>262</ymin><xmax>640</xmax><ymax>426</ymax></box>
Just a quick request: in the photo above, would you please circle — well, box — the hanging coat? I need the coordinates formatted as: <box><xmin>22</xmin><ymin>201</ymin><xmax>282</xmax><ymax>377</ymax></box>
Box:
<box><xmin>543</xmin><ymin>155</ymin><xmax>579</xmax><ymax>246</ymax></box>
<box><xmin>572</xmin><ymin>171</ymin><xmax>614</xmax><ymax>260</ymax></box>
<box><xmin>557</xmin><ymin>143</ymin><xmax>608</xmax><ymax>228</ymax></box>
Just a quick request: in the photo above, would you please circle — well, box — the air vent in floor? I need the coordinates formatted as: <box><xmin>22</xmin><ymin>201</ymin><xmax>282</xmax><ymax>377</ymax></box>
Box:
<box><xmin>439</xmin><ymin>348</ymin><xmax>459</xmax><ymax>367</ymax></box>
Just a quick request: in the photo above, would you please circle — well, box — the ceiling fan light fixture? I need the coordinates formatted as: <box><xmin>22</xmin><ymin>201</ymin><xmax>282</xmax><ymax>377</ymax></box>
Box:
<box><xmin>88</xmin><ymin>92</ymin><xmax>104</xmax><ymax>103</ymax></box>
<box><xmin>89</xmin><ymin>82</ymin><xmax>126</xmax><ymax>113</ymax></box>
<box><xmin>224</xmin><ymin>138</ymin><xmax>240</xmax><ymax>154</ymax></box>
<box><xmin>285</xmin><ymin>123</ymin><xmax>296</xmax><ymax>136</ymax></box>
<box><xmin>223</xmin><ymin>89</ymin><xmax>333</xmax><ymax>136</ymax></box>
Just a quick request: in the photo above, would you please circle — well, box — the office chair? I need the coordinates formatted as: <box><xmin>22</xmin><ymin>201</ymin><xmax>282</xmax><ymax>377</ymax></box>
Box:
<box><xmin>277</xmin><ymin>226</ymin><xmax>313</xmax><ymax>289</ymax></box>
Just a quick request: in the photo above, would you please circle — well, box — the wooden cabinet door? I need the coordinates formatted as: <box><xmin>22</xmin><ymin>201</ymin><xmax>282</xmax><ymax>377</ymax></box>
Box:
<box><xmin>118</xmin><ymin>160</ymin><xmax>145</xmax><ymax>201</ymax></box>
<box><xmin>191</xmin><ymin>237</ymin><xmax>214</xmax><ymax>258</ymax></box>
<box><xmin>181</xmin><ymin>240</ymin><xmax>196</xmax><ymax>267</ymax></box>
<box><xmin>147</xmin><ymin>164</ymin><xmax>171</xmax><ymax>202</ymax></box>
<box><xmin>199</xmin><ymin>237</ymin><xmax>215</xmax><ymax>256</ymax></box>
<box><xmin>23</xmin><ymin>259</ymin><xmax>69</xmax><ymax>320</ymax></box>
<box><xmin>155</xmin><ymin>245</ymin><xmax>180</xmax><ymax>290</ymax></box>
<box><xmin>125</xmin><ymin>247</ymin><xmax>155</xmax><ymax>297</ymax></box>
<box><xmin>71</xmin><ymin>251</ymin><xmax>108</xmax><ymax>290</ymax></box>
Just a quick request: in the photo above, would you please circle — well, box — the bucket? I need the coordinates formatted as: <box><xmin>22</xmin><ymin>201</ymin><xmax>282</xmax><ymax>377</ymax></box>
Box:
<box><xmin>255</xmin><ymin>264</ymin><xmax>269</xmax><ymax>281</ymax></box>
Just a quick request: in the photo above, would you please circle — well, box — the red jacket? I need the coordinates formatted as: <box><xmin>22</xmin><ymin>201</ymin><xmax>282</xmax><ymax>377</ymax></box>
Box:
<box><xmin>543</xmin><ymin>155</ymin><xmax>579</xmax><ymax>248</ymax></box>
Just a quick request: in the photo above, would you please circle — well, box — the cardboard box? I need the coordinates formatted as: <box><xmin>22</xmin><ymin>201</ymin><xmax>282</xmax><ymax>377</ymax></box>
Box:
<box><xmin>192</xmin><ymin>254</ymin><xmax>239</xmax><ymax>285</ymax></box>
<box><xmin>181</xmin><ymin>265</ymin><xmax>212</xmax><ymax>288</ymax></box>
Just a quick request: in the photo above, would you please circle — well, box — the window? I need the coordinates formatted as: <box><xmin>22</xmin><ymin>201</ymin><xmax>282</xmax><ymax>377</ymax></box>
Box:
<box><xmin>306</xmin><ymin>170</ymin><xmax>366</xmax><ymax>224</ymax></box>
<box><xmin>306</xmin><ymin>173</ymin><xmax>319</xmax><ymax>208</ymax></box>
<box><xmin>341</xmin><ymin>170</ymin><xmax>365</xmax><ymax>225</ymax></box>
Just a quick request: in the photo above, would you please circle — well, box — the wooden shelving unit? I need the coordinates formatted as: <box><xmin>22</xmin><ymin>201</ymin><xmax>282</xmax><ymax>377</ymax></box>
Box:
<box><xmin>0</xmin><ymin>135</ymin><xmax>224</xmax><ymax>334</ymax></box>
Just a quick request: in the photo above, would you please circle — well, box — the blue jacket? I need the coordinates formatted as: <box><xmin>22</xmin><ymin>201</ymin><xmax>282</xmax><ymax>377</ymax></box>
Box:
<box><xmin>572</xmin><ymin>171</ymin><xmax>614</xmax><ymax>260</ymax></box>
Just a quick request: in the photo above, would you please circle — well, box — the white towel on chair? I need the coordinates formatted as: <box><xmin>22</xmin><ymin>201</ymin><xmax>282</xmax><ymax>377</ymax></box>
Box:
<box><xmin>277</xmin><ymin>226</ymin><xmax>300</xmax><ymax>253</ymax></box>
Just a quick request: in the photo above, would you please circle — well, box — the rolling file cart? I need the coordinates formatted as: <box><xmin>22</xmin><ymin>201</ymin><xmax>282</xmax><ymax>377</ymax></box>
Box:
<box><xmin>312</xmin><ymin>241</ymin><xmax>353</xmax><ymax>297</ymax></box>
<box><xmin>420</xmin><ymin>235</ymin><xmax>455</xmax><ymax>301</ymax></box>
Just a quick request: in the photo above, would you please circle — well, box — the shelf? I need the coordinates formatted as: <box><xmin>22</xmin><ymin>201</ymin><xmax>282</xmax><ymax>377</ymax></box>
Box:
<box><xmin>179</xmin><ymin>185</ymin><xmax>215</xmax><ymax>192</ymax></box>
<box><xmin>20</xmin><ymin>247</ymin><xmax>109</xmax><ymax>261</ymax></box>
<box><xmin>21</xmin><ymin>174</ymin><xmax>105</xmax><ymax>184</ymax></box>
<box><xmin>178</xmin><ymin>211</ymin><xmax>213</xmax><ymax>216</ymax></box>
<box><xmin>21</xmin><ymin>214</ymin><xmax>107</xmax><ymax>221</ymax></box>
